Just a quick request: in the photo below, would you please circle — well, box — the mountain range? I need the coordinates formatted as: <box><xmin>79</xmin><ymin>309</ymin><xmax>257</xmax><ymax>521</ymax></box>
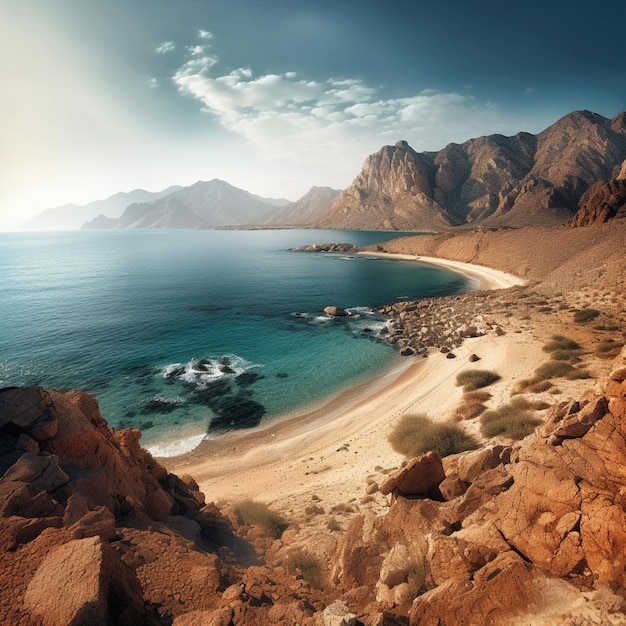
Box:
<box><xmin>23</xmin><ymin>109</ymin><xmax>626</xmax><ymax>232</ymax></box>
<box><xmin>82</xmin><ymin>179</ymin><xmax>289</xmax><ymax>230</ymax></box>
<box><xmin>318</xmin><ymin>110</ymin><xmax>626</xmax><ymax>230</ymax></box>
<box><xmin>22</xmin><ymin>187</ymin><xmax>183</xmax><ymax>231</ymax></box>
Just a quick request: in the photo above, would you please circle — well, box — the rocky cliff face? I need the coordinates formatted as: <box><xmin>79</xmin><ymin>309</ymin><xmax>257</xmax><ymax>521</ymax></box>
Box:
<box><xmin>319</xmin><ymin>110</ymin><xmax>626</xmax><ymax>230</ymax></box>
<box><xmin>0</xmin><ymin>388</ymin><xmax>327</xmax><ymax>625</ymax></box>
<box><xmin>568</xmin><ymin>157</ymin><xmax>626</xmax><ymax>227</ymax></box>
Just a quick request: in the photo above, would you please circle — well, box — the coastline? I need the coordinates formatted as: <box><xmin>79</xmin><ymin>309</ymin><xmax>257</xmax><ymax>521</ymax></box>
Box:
<box><xmin>162</xmin><ymin>254</ymin><xmax>530</xmax><ymax>508</ymax></box>
<box><xmin>357</xmin><ymin>251</ymin><xmax>526</xmax><ymax>290</ymax></box>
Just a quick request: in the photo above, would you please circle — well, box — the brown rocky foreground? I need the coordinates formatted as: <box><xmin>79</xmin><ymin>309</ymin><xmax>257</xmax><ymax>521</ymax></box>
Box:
<box><xmin>1</xmin><ymin>220</ymin><xmax>626</xmax><ymax>625</ymax></box>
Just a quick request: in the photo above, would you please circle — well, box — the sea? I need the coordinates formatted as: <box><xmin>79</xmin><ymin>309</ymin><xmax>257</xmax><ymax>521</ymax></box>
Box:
<box><xmin>0</xmin><ymin>229</ymin><xmax>472</xmax><ymax>455</ymax></box>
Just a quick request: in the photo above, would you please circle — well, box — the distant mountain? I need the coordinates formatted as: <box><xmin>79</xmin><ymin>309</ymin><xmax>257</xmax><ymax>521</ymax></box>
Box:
<box><xmin>23</xmin><ymin>187</ymin><xmax>182</xmax><ymax>231</ymax></box>
<box><xmin>318</xmin><ymin>110</ymin><xmax>626</xmax><ymax>230</ymax></box>
<box><xmin>83</xmin><ymin>179</ymin><xmax>278</xmax><ymax>229</ymax></box>
<box><xmin>257</xmin><ymin>186</ymin><xmax>342</xmax><ymax>226</ymax></box>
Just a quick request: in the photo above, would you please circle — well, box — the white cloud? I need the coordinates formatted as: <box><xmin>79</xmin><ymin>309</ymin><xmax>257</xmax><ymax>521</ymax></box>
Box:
<box><xmin>187</xmin><ymin>45</ymin><xmax>207</xmax><ymax>56</ymax></box>
<box><xmin>156</xmin><ymin>41</ymin><xmax>176</xmax><ymax>54</ymax></box>
<box><xmin>198</xmin><ymin>30</ymin><xmax>213</xmax><ymax>40</ymax></box>
<box><xmin>173</xmin><ymin>57</ymin><xmax>512</xmax><ymax>155</ymax></box>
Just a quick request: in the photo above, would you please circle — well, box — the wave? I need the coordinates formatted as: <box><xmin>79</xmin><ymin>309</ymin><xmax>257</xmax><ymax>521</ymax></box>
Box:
<box><xmin>161</xmin><ymin>354</ymin><xmax>259</xmax><ymax>388</ymax></box>
<box><xmin>146</xmin><ymin>433</ymin><xmax>207</xmax><ymax>458</ymax></box>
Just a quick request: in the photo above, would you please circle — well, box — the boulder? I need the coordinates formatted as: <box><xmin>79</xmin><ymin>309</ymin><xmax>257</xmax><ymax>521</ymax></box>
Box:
<box><xmin>324</xmin><ymin>306</ymin><xmax>350</xmax><ymax>317</ymax></box>
<box><xmin>24</xmin><ymin>536</ymin><xmax>144</xmax><ymax>626</ymax></box>
<box><xmin>380</xmin><ymin>452</ymin><xmax>445</xmax><ymax>497</ymax></box>
<box><xmin>323</xmin><ymin>600</ymin><xmax>357</xmax><ymax>626</ymax></box>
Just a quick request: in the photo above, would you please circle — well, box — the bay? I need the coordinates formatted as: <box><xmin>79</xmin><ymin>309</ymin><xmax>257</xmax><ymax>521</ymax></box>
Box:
<box><xmin>0</xmin><ymin>229</ymin><xmax>469</xmax><ymax>453</ymax></box>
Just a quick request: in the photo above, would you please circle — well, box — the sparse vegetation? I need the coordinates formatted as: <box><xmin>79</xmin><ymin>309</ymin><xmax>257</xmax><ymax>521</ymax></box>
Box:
<box><xmin>234</xmin><ymin>499</ymin><xmax>288</xmax><ymax>539</ymax></box>
<box><xmin>512</xmin><ymin>377</ymin><xmax>553</xmax><ymax>395</ymax></box>
<box><xmin>573</xmin><ymin>309</ymin><xmax>600</xmax><ymax>323</ymax></box>
<box><xmin>454</xmin><ymin>396</ymin><xmax>488</xmax><ymax>420</ymax></box>
<box><xmin>595</xmin><ymin>339</ymin><xmax>624</xmax><ymax>358</ymax></box>
<box><xmin>286</xmin><ymin>550</ymin><xmax>323</xmax><ymax>589</ymax></box>
<box><xmin>326</xmin><ymin>517</ymin><xmax>342</xmax><ymax>532</ymax></box>
<box><xmin>535</xmin><ymin>360</ymin><xmax>592</xmax><ymax>381</ymax></box>
<box><xmin>542</xmin><ymin>335</ymin><xmax>580</xmax><ymax>352</ymax></box>
<box><xmin>480</xmin><ymin>398</ymin><xmax>542</xmax><ymax>440</ymax></box>
<box><xmin>389</xmin><ymin>413</ymin><xmax>479</xmax><ymax>458</ymax></box>
<box><xmin>455</xmin><ymin>370</ymin><xmax>501</xmax><ymax>392</ymax></box>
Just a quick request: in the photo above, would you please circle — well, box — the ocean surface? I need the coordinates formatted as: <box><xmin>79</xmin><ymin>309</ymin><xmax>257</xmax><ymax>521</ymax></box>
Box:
<box><xmin>0</xmin><ymin>229</ymin><xmax>471</xmax><ymax>455</ymax></box>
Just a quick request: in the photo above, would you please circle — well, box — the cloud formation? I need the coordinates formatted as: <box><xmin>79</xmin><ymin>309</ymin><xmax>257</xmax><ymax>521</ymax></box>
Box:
<box><xmin>172</xmin><ymin>52</ymin><xmax>513</xmax><ymax>174</ymax></box>
<box><xmin>156</xmin><ymin>41</ymin><xmax>175</xmax><ymax>54</ymax></box>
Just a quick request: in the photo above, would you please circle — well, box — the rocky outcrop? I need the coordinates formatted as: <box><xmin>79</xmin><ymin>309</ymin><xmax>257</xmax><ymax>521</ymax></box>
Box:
<box><xmin>324</xmin><ymin>305</ymin><xmax>350</xmax><ymax>317</ymax></box>
<box><xmin>0</xmin><ymin>387</ymin><xmax>326</xmax><ymax>625</ymax></box>
<box><xmin>568</xmin><ymin>158</ymin><xmax>626</xmax><ymax>226</ymax></box>
<box><xmin>318</xmin><ymin>110</ymin><xmax>626</xmax><ymax>230</ymax></box>
<box><xmin>328</xmin><ymin>345</ymin><xmax>626</xmax><ymax>624</ymax></box>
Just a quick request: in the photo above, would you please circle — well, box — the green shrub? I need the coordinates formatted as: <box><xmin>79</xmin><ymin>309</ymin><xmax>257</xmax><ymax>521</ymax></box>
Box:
<box><xmin>542</xmin><ymin>335</ymin><xmax>580</xmax><ymax>352</ymax></box>
<box><xmin>480</xmin><ymin>403</ymin><xmax>542</xmax><ymax>440</ymax></box>
<box><xmin>573</xmin><ymin>309</ymin><xmax>600</xmax><ymax>323</ymax></box>
<box><xmin>234</xmin><ymin>499</ymin><xmax>288</xmax><ymax>538</ymax></box>
<box><xmin>455</xmin><ymin>370</ymin><xmax>501</xmax><ymax>392</ymax></box>
<box><xmin>389</xmin><ymin>413</ymin><xmax>479</xmax><ymax>458</ymax></box>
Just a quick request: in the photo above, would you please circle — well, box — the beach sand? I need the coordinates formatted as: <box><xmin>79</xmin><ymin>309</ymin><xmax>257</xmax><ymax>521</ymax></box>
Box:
<box><xmin>163</xmin><ymin>256</ymin><xmax>537</xmax><ymax>517</ymax></box>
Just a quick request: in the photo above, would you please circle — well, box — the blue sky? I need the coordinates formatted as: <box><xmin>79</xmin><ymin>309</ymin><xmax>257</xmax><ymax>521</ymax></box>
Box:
<box><xmin>1</xmin><ymin>0</ymin><xmax>624</xmax><ymax>227</ymax></box>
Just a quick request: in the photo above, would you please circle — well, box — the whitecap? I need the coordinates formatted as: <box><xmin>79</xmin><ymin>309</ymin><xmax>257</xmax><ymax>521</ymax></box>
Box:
<box><xmin>146</xmin><ymin>433</ymin><xmax>207</xmax><ymax>457</ymax></box>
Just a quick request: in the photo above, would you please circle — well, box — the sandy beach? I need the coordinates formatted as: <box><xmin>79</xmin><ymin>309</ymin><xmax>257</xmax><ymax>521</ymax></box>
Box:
<box><xmin>163</xmin><ymin>256</ymin><xmax>535</xmax><ymax>516</ymax></box>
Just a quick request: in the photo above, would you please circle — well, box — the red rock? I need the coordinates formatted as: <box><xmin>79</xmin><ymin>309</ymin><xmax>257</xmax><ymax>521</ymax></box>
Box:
<box><xmin>380</xmin><ymin>452</ymin><xmax>445</xmax><ymax>497</ymax></box>
<box><xmin>24</xmin><ymin>536</ymin><xmax>144</xmax><ymax>626</ymax></box>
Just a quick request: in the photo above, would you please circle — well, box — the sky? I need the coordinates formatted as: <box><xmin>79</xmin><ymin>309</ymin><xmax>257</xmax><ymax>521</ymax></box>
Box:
<box><xmin>1</xmin><ymin>0</ymin><xmax>624</xmax><ymax>228</ymax></box>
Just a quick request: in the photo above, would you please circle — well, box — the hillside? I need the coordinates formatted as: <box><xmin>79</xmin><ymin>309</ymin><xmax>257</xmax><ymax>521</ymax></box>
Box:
<box><xmin>256</xmin><ymin>186</ymin><xmax>342</xmax><ymax>226</ymax></box>
<box><xmin>318</xmin><ymin>110</ymin><xmax>626</xmax><ymax>231</ymax></box>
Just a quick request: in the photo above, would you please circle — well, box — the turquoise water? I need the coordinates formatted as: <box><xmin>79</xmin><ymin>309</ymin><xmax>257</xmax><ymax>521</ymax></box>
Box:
<box><xmin>0</xmin><ymin>229</ymin><xmax>469</xmax><ymax>453</ymax></box>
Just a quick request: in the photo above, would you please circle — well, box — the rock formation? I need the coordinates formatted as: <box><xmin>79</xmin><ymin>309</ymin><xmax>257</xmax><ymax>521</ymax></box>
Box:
<box><xmin>330</xmin><ymin>345</ymin><xmax>626</xmax><ymax>624</ymax></box>
<box><xmin>319</xmin><ymin>110</ymin><xmax>626</xmax><ymax>230</ymax></box>
<box><xmin>569</xmin><ymin>157</ymin><xmax>626</xmax><ymax>226</ymax></box>
<box><xmin>0</xmin><ymin>387</ymin><xmax>326</xmax><ymax>625</ymax></box>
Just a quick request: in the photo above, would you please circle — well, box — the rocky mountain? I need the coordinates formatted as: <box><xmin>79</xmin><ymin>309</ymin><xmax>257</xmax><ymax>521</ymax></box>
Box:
<box><xmin>256</xmin><ymin>186</ymin><xmax>342</xmax><ymax>226</ymax></box>
<box><xmin>318</xmin><ymin>110</ymin><xmax>626</xmax><ymax>230</ymax></box>
<box><xmin>568</xmin><ymin>157</ymin><xmax>626</xmax><ymax>227</ymax></box>
<box><xmin>23</xmin><ymin>186</ymin><xmax>182</xmax><ymax>231</ymax></box>
<box><xmin>83</xmin><ymin>179</ymin><xmax>279</xmax><ymax>229</ymax></box>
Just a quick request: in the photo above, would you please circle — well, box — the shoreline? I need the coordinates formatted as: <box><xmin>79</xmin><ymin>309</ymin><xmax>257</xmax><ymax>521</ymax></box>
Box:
<box><xmin>357</xmin><ymin>251</ymin><xmax>526</xmax><ymax>290</ymax></box>
<box><xmin>162</xmin><ymin>255</ymin><xmax>529</xmax><ymax>507</ymax></box>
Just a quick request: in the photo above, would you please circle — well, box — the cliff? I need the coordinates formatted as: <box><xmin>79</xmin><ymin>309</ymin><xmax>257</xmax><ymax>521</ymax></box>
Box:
<box><xmin>319</xmin><ymin>110</ymin><xmax>626</xmax><ymax>230</ymax></box>
<box><xmin>0</xmin><ymin>388</ymin><xmax>328</xmax><ymax>625</ymax></box>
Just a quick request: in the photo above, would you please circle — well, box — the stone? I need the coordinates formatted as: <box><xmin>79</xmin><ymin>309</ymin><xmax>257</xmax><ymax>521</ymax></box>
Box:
<box><xmin>380</xmin><ymin>452</ymin><xmax>445</xmax><ymax>497</ymax></box>
<box><xmin>2</xmin><ymin>453</ymin><xmax>69</xmax><ymax>494</ymax></box>
<box><xmin>24</xmin><ymin>536</ymin><xmax>144</xmax><ymax>626</ymax></box>
<box><xmin>324</xmin><ymin>306</ymin><xmax>350</xmax><ymax>317</ymax></box>
<box><xmin>323</xmin><ymin>600</ymin><xmax>357</xmax><ymax>626</ymax></box>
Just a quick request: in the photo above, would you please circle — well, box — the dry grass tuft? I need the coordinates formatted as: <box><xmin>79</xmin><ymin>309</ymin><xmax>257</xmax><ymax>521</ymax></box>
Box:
<box><xmin>389</xmin><ymin>413</ymin><xmax>479</xmax><ymax>458</ymax></box>
<box><xmin>455</xmin><ymin>370</ymin><xmax>501</xmax><ymax>392</ymax></box>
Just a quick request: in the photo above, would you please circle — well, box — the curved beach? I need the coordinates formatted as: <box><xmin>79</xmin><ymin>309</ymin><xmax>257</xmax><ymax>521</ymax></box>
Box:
<box><xmin>163</xmin><ymin>256</ymin><xmax>530</xmax><ymax>509</ymax></box>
